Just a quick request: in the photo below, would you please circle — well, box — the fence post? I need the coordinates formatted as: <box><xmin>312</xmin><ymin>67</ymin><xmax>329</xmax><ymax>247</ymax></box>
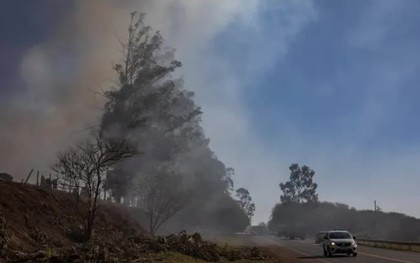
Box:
<box><xmin>36</xmin><ymin>171</ymin><xmax>39</xmax><ymax>187</ymax></box>
<box><xmin>24</xmin><ymin>169</ymin><xmax>34</xmax><ymax>185</ymax></box>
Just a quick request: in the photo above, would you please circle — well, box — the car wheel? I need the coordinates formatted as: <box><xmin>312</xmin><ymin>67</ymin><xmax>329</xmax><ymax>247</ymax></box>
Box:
<box><xmin>353</xmin><ymin>252</ymin><xmax>358</xmax><ymax>257</ymax></box>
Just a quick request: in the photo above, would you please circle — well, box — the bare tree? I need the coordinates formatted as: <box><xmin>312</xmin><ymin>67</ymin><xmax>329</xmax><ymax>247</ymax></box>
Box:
<box><xmin>53</xmin><ymin>150</ymin><xmax>84</xmax><ymax>200</ymax></box>
<box><xmin>55</xmin><ymin>131</ymin><xmax>138</xmax><ymax>239</ymax></box>
<box><xmin>137</xmin><ymin>170</ymin><xmax>190</xmax><ymax>236</ymax></box>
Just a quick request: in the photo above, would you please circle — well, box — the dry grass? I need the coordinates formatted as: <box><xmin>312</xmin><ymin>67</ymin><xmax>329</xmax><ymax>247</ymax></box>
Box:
<box><xmin>358</xmin><ymin>240</ymin><xmax>420</xmax><ymax>253</ymax></box>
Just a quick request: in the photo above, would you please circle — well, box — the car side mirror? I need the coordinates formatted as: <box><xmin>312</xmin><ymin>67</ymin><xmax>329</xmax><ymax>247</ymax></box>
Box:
<box><xmin>353</xmin><ymin>236</ymin><xmax>357</xmax><ymax>240</ymax></box>
<box><xmin>324</xmin><ymin>236</ymin><xmax>328</xmax><ymax>240</ymax></box>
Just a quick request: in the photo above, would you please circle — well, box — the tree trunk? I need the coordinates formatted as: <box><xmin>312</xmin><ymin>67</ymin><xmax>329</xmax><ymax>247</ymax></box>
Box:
<box><xmin>86</xmin><ymin>170</ymin><xmax>102</xmax><ymax>240</ymax></box>
<box><xmin>149</xmin><ymin>212</ymin><xmax>154</xmax><ymax>236</ymax></box>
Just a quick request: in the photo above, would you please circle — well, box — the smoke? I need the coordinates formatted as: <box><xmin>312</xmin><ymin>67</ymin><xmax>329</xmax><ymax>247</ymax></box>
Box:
<box><xmin>0</xmin><ymin>0</ymin><xmax>251</xmax><ymax>176</ymax></box>
<box><xmin>1</xmin><ymin>0</ymin><xmax>316</xmax><ymax>222</ymax></box>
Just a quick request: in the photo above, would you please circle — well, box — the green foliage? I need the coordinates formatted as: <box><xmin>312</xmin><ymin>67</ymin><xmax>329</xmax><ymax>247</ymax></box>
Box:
<box><xmin>279</xmin><ymin>163</ymin><xmax>318</xmax><ymax>204</ymax></box>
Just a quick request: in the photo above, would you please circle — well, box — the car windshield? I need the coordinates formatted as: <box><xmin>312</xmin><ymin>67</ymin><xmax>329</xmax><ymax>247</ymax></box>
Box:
<box><xmin>329</xmin><ymin>232</ymin><xmax>351</xmax><ymax>239</ymax></box>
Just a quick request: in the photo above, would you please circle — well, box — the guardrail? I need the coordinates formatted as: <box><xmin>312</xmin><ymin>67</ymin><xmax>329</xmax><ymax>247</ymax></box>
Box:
<box><xmin>357</xmin><ymin>239</ymin><xmax>420</xmax><ymax>253</ymax></box>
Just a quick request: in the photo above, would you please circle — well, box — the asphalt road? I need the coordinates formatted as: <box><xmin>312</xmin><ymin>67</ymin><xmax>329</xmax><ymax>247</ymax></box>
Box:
<box><xmin>259</xmin><ymin>236</ymin><xmax>420</xmax><ymax>263</ymax></box>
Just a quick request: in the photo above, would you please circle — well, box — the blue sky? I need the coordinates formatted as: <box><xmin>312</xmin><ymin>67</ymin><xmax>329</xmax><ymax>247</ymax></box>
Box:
<box><xmin>215</xmin><ymin>0</ymin><xmax>420</xmax><ymax>149</ymax></box>
<box><xmin>202</xmin><ymin>0</ymin><xmax>420</xmax><ymax>222</ymax></box>
<box><xmin>2</xmin><ymin>0</ymin><xmax>420</xmax><ymax>223</ymax></box>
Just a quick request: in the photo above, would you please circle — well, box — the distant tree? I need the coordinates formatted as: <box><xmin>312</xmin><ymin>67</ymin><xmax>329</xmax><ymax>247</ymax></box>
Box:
<box><xmin>280</xmin><ymin>163</ymin><xmax>318</xmax><ymax>204</ymax></box>
<box><xmin>269</xmin><ymin>201</ymin><xmax>420</xmax><ymax>241</ymax></box>
<box><xmin>258</xmin><ymin>222</ymin><xmax>267</xmax><ymax>227</ymax></box>
<box><xmin>212</xmin><ymin>196</ymin><xmax>250</xmax><ymax>233</ymax></box>
<box><xmin>236</xmin><ymin>187</ymin><xmax>256</xmax><ymax>219</ymax></box>
<box><xmin>248</xmin><ymin>222</ymin><xmax>269</xmax><ymax>235</ymax></box>
<box><xmin>54</xmin><ymin>131</ymin><xmax>137</xmax><ymax>239</ymax></box>
<box><xmin>268</xmin><ymin>202</ymin><xmax>306</xmax><ymax>231</ymax></box>
<box><xmin>156</xmin><ymin>156</ymin><xmax>250</xmax><ymax>234</ymax></box>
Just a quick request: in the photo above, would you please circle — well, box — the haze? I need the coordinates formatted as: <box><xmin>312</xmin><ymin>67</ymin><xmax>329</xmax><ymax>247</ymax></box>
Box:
<box><xmin>1</xmin><ymin>0</ymin><xmax>420</xmax><ymax>224</ymax></box>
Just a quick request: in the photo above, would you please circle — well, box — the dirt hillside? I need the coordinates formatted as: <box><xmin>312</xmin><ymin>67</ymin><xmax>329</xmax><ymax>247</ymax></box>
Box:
<box><xmin>0</xmin><ymin>182</ymin><xmax>275</xmax><ymax>262</ymax></box>
<box><xmin>0</xmin><ymin>181</ymin><xmax>144</xmax><ymax>252</ymax></box>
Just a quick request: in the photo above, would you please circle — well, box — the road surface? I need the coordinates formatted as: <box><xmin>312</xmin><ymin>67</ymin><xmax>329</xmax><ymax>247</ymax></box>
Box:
<box><xmin>252</xmin><ymin>236</ymin><xmax>420</xmax><ymax>263</ymax></box>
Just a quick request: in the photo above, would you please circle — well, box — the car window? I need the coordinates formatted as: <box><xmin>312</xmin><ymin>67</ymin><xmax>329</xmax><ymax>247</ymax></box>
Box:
<box><xmin>329</xmin><ymin>232</ymin><xmax>351</xmax><ymax>239</ymax></box>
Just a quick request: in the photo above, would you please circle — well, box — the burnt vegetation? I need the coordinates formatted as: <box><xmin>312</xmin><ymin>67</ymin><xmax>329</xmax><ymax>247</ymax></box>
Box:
<box><xmin>53</xmin><ymin>131</ymin><xmax>138</xmax><ymax>239</ymax></box>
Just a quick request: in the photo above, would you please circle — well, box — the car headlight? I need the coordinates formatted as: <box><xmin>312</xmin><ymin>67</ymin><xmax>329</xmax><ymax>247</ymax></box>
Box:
<box><xmin>330</xmin><ymin>242</ymin><xmax>335</xmax><ymax>246</ymax></box>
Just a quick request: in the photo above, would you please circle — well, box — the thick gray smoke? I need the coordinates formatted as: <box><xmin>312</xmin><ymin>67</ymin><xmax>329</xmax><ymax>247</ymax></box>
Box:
<box><xmin>0</xmin><ymin>0</ymin><xmax>258</xmax><ymax>179</ymax></box>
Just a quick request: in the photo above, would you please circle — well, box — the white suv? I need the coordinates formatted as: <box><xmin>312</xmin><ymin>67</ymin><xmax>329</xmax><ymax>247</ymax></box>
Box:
<box><xmin>322</xmin><ymin>230</ymin><xmax>357</xmax><ymax>257</ymax></box>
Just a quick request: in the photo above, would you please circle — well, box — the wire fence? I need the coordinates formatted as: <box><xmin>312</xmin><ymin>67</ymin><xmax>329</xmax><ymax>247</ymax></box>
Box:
<box><xmin>16</xmin><ymin>169</ymin><xmax>114</xmax><ymax>202</ymax></box>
